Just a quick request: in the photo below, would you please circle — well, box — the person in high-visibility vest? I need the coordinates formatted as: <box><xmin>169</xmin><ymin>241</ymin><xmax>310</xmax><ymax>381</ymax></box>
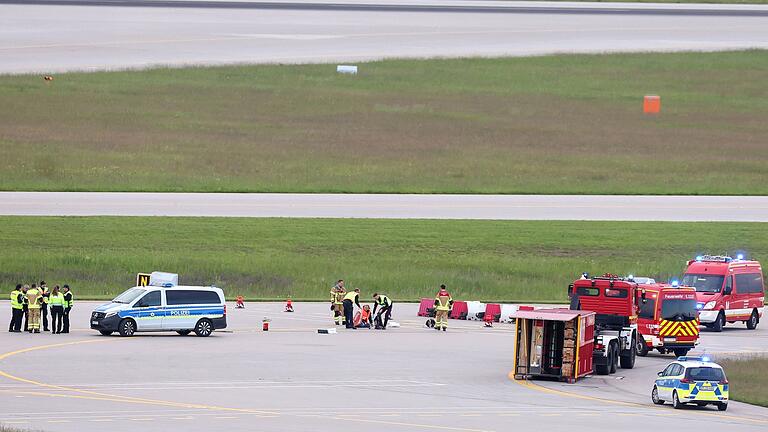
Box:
<box><xmin>62</xmin><ymin>284</ymin><xmax>73</xmax><ymax>334</ymax></box>
<box><xmin>372</xmin><ymin>293</ymin><xmax>393</xmax><ymax>330</ymax></box>
<box><xmin>40</xmin><ymin>281</ymin><xmax>50</xmax><ymax>332</ymax></box>
<box><xmin>330</xmin><ymin>280</ymin><xmax>346</xmax><ymax>326</ymax></box>
<box><xmin>48</xmin><ymin>285</ymin><xmax>66</xmax><ymax>334</ymax></box>
<box><xmin>26</xmin><ymin>284</ymin><xmax>42</xmax><ymax>333</ymax></box>
<box><xmin>342</xmin><ymin>288</ymin><xmax>361</xmax><ymax>329</ymax></box>
<box><xmin>8</xmin><ymin>284</ymin><xmax>24</xmax><ymax>333</ymax></box>
<box><xmin>434</xmin><ymin>284</ymin><xmax>453</xmax><ymax>331</ymax></box>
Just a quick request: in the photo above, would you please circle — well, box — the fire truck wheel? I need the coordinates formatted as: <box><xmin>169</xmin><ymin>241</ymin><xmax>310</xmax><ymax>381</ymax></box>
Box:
<box><xmin>609</xmin><ymin>343</ymin><xmax>619</xmax><ymax>374</ymax></box>
<box><xmin>672</xmin><ymin>391</ymin><xmax>683</xmax><ymax>409</ymax></box>
<box><xmin>712</xmin><ymin>312</ymin><xmax>725</xmax><ymax>332</ymax></box>
<box><xmin>673</xmin><ymin>348</ymin><xmax>689</xmax><ymax>357</ymax></box>
<box><xmin>746</xmin><ymin>310</ymin><xmax>758</xmax><ymax>330</ymax></box>
<box><xmin>620</xmin><ymin>334</ymin><xmax>637</xmax><ymax>369</ymax></box>
<box><xmin>651</xmin><ymin>386</ymin><xmax>664</xmax><ymax>405</ymax></box>
<box><xmin>637</xmin><ymin>339</ymin><xmax>649</xmax><ymax>357</ymax></box>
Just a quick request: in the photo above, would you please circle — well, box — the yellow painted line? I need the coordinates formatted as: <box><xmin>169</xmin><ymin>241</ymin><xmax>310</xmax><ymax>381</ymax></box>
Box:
<box><xmin>508</xmin><ymin>371</ymin><xmax>768</xmax><ymax>425</ymax></box>
<box><xmin>333</xmin><ymin>416</ymin><xmax>495</xmax><ymax>432</ymax></box>
<box><xmin>0</xmin><ymin>339</ymin><xmax>281</xmax><ymax>416</ymax></box>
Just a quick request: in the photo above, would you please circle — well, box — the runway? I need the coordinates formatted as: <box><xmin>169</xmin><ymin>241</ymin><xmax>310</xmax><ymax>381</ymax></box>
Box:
<box><xmin>2</xmin><ymin>192</ymin><xmax>768</xmax><ymax>221</ymax></box>
<box><xmin>2</xmin><ymin>0</ymin><xmax>768</xmax><ymax>74</ymax></box>
<box><xmin>0</xmin><ymin>301</ymin><xmax>766</xmax><ymax>432</ymax></box>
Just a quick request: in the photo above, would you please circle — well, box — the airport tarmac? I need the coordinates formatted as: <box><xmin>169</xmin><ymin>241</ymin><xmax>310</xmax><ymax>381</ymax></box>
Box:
<box><xmin>1</xmin><ymin>301</ymin><xmax>766</xmax><ymax>431</ymax></box>
<box><xmin>2</xmin><ymin>0</ymin><xmax>768</xmax><ymax>74</ymax></box>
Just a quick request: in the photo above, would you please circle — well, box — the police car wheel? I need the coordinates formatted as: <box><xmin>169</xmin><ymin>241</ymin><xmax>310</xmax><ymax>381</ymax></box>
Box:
<box><xmin>672</xmin><ymin>391</ymin><xmax>683</xmax><ymax>409</ymax></box>
<box><xmin>176</xmin><ymin>330</ymin><xmax>192</xmax><ymax>336</ymax></box>
<box><xmin>651</xmin><ymin>386</ymin><xmax>664</xmax><ymax>405</ymax></box>
<box><xmin>118</xmin><ymin>319</ymin><xmax>135</xmax><ymax>337</ymax></box>
<box><xmin>717</xmin><ymin>403</ymin><xmax>727</xmax><ymax>411</ymax></box>
<box><xmin>746</xmin><ymin>311</ymin><xmax>758</xmax><ymax>330</ymax></box>
<box><xmin>194</xmin><ymin>319</ymin><xmax>213</xmax><ymax>337</ymax></box>
<box><xmin>99</xmin><ymin>330</ymin><xmax>113</xmax><ymax>336</ymax></box>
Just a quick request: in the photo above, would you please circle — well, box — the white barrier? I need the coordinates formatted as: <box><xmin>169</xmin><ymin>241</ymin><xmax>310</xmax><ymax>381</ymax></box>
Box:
<box><xmin>336</xmin><ymin>65</ymin><xmax>358</xmax><ymax>74</ymax></box>
<box><xmin>465</xmin><ymin>301</ymin><xmax>486</xmax><ymax>321</ymax></box>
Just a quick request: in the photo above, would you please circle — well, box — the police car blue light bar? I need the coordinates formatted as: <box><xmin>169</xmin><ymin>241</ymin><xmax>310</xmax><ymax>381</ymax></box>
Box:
<box><xmin>677</xmin><ymin>356</ymin><xmax>712</xmax><ymax>362</ymax></box>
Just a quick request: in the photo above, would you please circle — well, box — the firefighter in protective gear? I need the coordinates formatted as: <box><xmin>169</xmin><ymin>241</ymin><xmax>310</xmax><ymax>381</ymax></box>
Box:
<box><xmin>330</xmin><ymin>280</ymin><xmax>346</xmax><ymax>326</ymax></box>
<box><xmin>26</xmin><ymin>285</ymin><xmax>42</xmax><ymax>333</ymax></box>
<box><xmin>8</xmin><ymin>284</ymin><xmax>24</xmax><ymax>332</ymax></box>
<box><xmin>434</xmin><ymin>284</ymin><xmax>453</xmax><ymax>331</ymax></box>
<box><xmin>62</xmin><ymin>285</ymin><xmax>73</xmax><ymax>334</ymax></box>
<box><xmin>21</xmin><ymin>284</ymin><xmax>29</xmax><ymax>331</ymax></box>
<box><xmin>342</xmin><ymin>288</ymin><xmax>361</xmax><ymax>329</ymax></box>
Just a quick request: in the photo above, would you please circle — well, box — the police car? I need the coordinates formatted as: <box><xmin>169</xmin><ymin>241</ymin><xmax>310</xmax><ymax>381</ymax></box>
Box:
<box><xmin>90</xmin><ymin>272</ymin><xmax>227</xmax><ymax>337</ymax></box>
<box><xmin>651</xmin><ymin>356</ymin><xmax>729</xmax><ymax>411</ymax></box>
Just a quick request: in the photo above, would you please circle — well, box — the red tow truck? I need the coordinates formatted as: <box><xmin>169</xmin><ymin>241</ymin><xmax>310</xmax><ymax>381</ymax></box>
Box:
<box><xmin>568</xmin><ymin>275</ymin><xmax>640</xmax><ymax>375</ymax></box>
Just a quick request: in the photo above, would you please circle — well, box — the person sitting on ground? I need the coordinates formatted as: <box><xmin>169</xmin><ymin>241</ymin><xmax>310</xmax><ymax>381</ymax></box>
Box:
<box><xmin>358</xmin><ymin>305</ymin><xmax>372</xmax><ymax>328</ymax></box>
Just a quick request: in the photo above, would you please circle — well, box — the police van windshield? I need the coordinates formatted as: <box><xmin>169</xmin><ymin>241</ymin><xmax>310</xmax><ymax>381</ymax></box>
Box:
<box><xmin>682</xmin><ymin>274</ymin><xmax>724</xmax><ymax>293</ymax></box>
<box><xmin>685</xmin><ymin>367</ymin><xmax>725</xmax><ymax>382</ymax></box>
<box><xmin>113</xmin><ymin>288</ymin><xmax>146</xmax><ymax>304</ymax></box>
<box><xmin>661</xmin><ymin>299</ymin><xmax>698</xmax><ymax>321</ymax></box>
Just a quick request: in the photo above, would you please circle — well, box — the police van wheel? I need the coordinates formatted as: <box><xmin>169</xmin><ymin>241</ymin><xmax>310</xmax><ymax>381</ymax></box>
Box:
<box><xmin>672</xmin><ymin>391</ymin><xmax>683</xmax><ymax>409</ymax></box>
<box><xmin>717</xmin><ymin>403</ymin><xmax>728</xmax><ymax>411</ymax></box>
<box><xmin>746</xmin><ymin>310</ymin><xmax>758</xmax><ymax>330</ymax></box>
<box><xmin>194</xmin><ymin>319</ymin><xmax>213</xmax><ymax>337</ymax></box>
<box><xmin>118</xmin><ymin>319</ymin><xmax>136</xmax><ymax>337</ymax></box>
<box><xmin>99</xmin><ymin>330</ymin><xmax>113</xmax><ymax>336</ymax></box>
<box><xmin>651</xmin><ymin>386</ymin><xmax>664</xmax><ymax>405</ymax></box>
<box><xmin>176</xmin><ymin>330</ymin><xmax>192</xmax><ymax>336</ymax></box>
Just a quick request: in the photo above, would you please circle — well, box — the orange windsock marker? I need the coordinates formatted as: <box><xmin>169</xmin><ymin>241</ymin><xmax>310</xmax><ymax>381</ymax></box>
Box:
<box><xmin>643</xmin><ymin>95</ymin><xmax>661</xmax><ymax>114</ymax></box>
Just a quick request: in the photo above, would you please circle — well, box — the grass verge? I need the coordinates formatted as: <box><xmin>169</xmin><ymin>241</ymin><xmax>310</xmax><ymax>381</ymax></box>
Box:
<box><xmin>718</xmin><ymin>356</ymin><xmax>768</xmax><ymax>407</ymax></box>
<box><xmin>1</xmin><ymin>217</ymin><xmax>765</xmax><ymax>302</ymax></box>
<box><xmin>1</xmin><ymin>51</ymin><xmax>768</xmax><ymax>194</ymax></box>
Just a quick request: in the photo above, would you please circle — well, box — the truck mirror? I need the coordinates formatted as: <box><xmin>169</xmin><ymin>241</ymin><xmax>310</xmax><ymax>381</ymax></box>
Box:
<box><xmin>657</xmin><ymin>371</ymin><xmax>663</xmax><ymax>376</ymax></box>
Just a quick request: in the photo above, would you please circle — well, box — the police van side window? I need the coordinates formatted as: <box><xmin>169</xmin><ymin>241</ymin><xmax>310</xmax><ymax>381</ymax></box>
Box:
<box><xmin>167</xmin><ymin>290</ymin><xmax>220</xmax><ymax>305</ymax></box>
<box><xmin>135</xmin><ymin>291</ymin><xmax>161</xmax><ymax>308</ymax></box>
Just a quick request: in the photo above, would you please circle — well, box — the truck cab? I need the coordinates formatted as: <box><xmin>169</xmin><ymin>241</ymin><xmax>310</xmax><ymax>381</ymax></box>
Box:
<box><xmin>682</xmin><ymin>255</ymin><xmax>764</xmax><ymax>331</ymax></box>
<box><xmin>636</xmin><ymin>283</ymin><xmax>699</xmax><ymax>357</ymax></box>
<box><xmin>568</xmin><ymin>275</ymin><xmax>639</xmax><ymax>374</ymax></box>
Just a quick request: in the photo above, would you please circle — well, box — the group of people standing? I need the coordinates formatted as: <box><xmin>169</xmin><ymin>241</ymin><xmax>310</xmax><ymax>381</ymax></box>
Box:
<box><xmin>329</xmin><ymin>280</ymin><xmax>393</xmax><ymax>330</ymax></box>
<box><xmin>9</xmin><ymin>282</ymin><xmax>74</xmax><ymax>334</ymax></box>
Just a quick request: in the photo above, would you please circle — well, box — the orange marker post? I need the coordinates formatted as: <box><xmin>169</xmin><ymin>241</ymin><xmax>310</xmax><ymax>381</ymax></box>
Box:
<box><xmin>643</xmin><ymin>95</ymin><xmax>661</xmax><ymax>114</ymax></box>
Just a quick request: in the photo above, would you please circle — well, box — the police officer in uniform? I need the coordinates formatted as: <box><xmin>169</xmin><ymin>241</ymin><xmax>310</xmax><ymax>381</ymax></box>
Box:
<box><xmin>49</xmin><ymin>285</ymin><xmax>65</xmax><ymax>334</ymax></box>
<box><xmin>8</xmin><ymin>284</ymin><xmax>24</xmax><ymax>332</ymax></box>
<box><xmin>40</xmin><ymin>281</ymin><xmax>50</xmax><ymax>332</ymax></box>
<box><xmin>342</xmin><ymin>288</ymin><xmax>361</xmax><ymax>329</ymax></box>
<box><xmin>372</xmin><ymin>293</ymin><xmax>393</xmax><ymax>330</ymax></box>
<box><xmin>62</xmin><ymin>284</ymin><xmax>74</xmax><ymax>334</ymax></box>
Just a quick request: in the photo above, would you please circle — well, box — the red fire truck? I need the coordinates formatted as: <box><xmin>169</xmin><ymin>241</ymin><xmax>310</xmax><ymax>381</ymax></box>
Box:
<box><xmin>568</xmin><ymin>275</ymin><xmax>639</xmax><ymax>375</ymax></box>
<box><xmin>636</xmin><ymin>283</ymin><xmax>699</xmax><ymax>357</ymax></box>
<box><xmin>682</xmin><ymin>255</ymin><xmax>764</xmax><ymax>331</ymax></box>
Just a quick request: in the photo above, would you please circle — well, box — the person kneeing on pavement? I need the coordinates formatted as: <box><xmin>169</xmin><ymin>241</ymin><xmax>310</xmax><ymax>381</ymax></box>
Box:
<box><xmin>342</xmin><ymin>288</ymin><xmax>361</xmax><ymax>329</ymax></box>
<box><xmin>372</xmin><ymin>293</ymin><xmax>393</xmax><ymax>330</ymax></box>
<box><xmin>434</xmin><ymin>284</ymin><xmax>453</xmax><ymax>331</ymax></box>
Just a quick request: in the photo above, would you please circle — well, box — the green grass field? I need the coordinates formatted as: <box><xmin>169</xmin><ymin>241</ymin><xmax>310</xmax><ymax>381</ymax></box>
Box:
<box><xmin>1</xmin><ymin>51</ymin><xmax>767</xmax><ymax>194</ymax></box>
<box><xmin>719</xmin><ymin>357</ymin><xmax>768</xmax><ymax>407</ymax></box>
<box><xmin>1</xmin><ymin>217</ymin><xmax>764</xmax><ymax>301</ymax></box>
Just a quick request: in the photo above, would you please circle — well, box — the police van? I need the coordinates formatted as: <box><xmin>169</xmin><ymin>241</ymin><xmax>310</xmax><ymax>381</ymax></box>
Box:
<box><xmin>90</xmin><ymin>272</ymin><xmax>227</xmax><ymax>337</ymax></box>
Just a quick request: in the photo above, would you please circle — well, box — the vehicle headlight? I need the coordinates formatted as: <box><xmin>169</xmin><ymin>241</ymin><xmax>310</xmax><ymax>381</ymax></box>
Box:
<box><xmin>703</xmin><ymin>301</ymin><xmax>716</xmax><ymax>310</ymax></box>
<box><xmin>105</xmin><ymin>311</ymin><xmax>117</xmax><ymax>318</ymax></box>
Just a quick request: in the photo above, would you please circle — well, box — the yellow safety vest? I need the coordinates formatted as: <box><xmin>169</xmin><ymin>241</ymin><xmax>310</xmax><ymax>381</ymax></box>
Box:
<box><xmin>10</xmin><ymin>290</ymin><xmax>22</xmax><ymax>310</ymax></box>
<box><xmin>49</xmin><ymin>293</ymin><xmax>65</xmax><ymax>307</ymax></box>
<box><xmin>343</xmin><ymin>291</ymin><xmax>358</xmax><ymax>302</ymax></box>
